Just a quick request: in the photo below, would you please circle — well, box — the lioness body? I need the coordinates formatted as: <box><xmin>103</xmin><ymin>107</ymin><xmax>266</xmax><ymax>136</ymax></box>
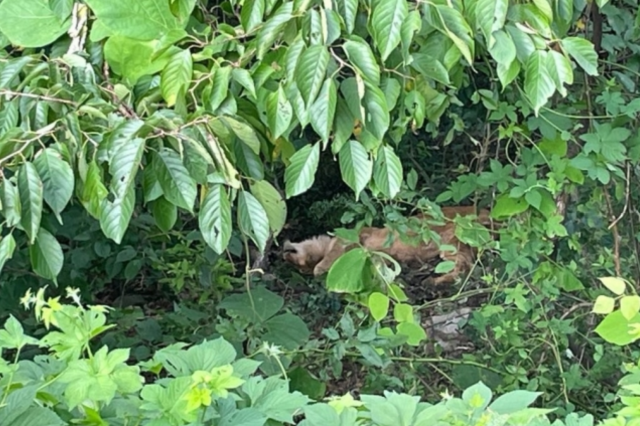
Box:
<box><xmin>283</xmin><ymin>206</ymin><xmax>495</xmax><ymax>285</ymax></box>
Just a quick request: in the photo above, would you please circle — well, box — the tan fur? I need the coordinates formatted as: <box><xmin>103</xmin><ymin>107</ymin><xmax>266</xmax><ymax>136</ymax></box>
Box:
<box><xmin>282</xmin><ymin>206</ymin><xmax>498</xmax><ymax>285</ymax></box>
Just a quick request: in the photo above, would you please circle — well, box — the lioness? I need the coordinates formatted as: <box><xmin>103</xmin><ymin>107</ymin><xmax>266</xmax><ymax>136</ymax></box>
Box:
<box><xmin>282</xmin><ymin>206</ymin><xmax>497</xmax><ymax>285</ymax></box>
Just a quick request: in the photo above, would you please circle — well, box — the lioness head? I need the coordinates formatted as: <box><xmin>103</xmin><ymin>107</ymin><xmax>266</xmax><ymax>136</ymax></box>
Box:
<box><xmin>282</xmin><ymin>236</ymin><xmax>334</xmax><ymax>275</ymax></box>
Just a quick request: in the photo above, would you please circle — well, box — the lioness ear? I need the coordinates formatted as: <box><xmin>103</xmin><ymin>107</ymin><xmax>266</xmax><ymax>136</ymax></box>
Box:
<box><xmin>283</xmin><ymin>240</ymin><xmax>297</xmax><ymax>253</ymax></box>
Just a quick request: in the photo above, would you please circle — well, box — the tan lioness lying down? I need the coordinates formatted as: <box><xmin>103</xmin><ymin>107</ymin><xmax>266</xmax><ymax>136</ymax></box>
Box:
<box><xmin>282</xmin><ymin>206</ymin><xmax>496</xmax><ymax>285</ymax></box>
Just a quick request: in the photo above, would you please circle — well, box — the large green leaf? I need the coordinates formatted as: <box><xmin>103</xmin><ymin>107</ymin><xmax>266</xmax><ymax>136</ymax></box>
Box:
<box><xmin>295</xmin><ymin>45</ymin><xmax>330</xmax><ymax>106</ymax></box>
<box><xmin>234</xmin><ymin>139</ymin><xmax>265</xmax><ymax>180</ymax></box>
<box><xmin>410</xmin><ymin>53</ymin><xmax>450</xmax><ymax>85</ymax></box>
<box><xmin>100</xmin><ymin>187</ymin><xmax>135</xmax><ymax>244</ymax></box>
<box><xmin>266</xmin><ymin>86</ymin><xmax>293</xmax><ymax>139</ymax></box>
<box><xmin>284</xmin><ymin>143</ymin><xmax>320</xmax><ymax>198</ymax></box>
<box><xmin>256</xmin><ymin>3</ymin><xmax>293</xmax><ymax>59</ymax></box>
<box><xmin>561</xmin><ymin>37</ymin><xmax>598</xmax><ymax>76</ymax></box>
<box><xmin>0</xmin><ymin>0</ymin><xmax>70</xmax><ymax>48</ymax></box>
<box><xmin>104</xmin><ymin>36</ymin><xmax>179</xmax><ymax>84</ymax></box>
<box><xmin>332</xmin><ymin>96</ymin><xmax>356</xmax><ymax>154</ymax></box>
<box><xmin>339</xmin><ymin>140</ymin><xmax>373</xmax><ymax>199</ymax></box>
<box><xmin>343</xmin><ymin>39</ymin><xmax>380</xmax><ymax>85</ymax></box>
<box><xmin>475</xmin><ymin>0</ymin><xmax>508</xmax><ymax>48</ymax></box>
<box><xmin>152</xmin><ymin>148</ymin><xmax>197</xmax><ymax>213</ymax></box>
<box><xmin>326</xmin><ymin>248</ymin><xmax>369</xmax><ymax>293</ymax></box>
<box><xmin>237</xmin><ymin>191</ymin><xmax>270</xmax><ymax>253</ymax></box>
<box><xmin>370</xmin><ymin>0</ymin><xmax>408</xmax><ymax>61</ymax></box>
<box><xmin>335</xmin><ymin>0</ymin><xmax>358</xmax><ymax>33</ymax></box>
<box><xmin>29</xmin><ymin>227</ymin><xmax>63</xmax><ymax>283</ymax></box>
<box><xmin>18</xmin><ymin>162</ymin><xmax>43</xmax><ymax>244</ymax></box>
<box><xmin>363</xmin><ymin>82</ymin><xmax>390</xmax><ymax>141</ymax></box>
<box><xmin>220</xmin><ymin>116</ymin><xmax>261</xmax><ymax>154</ymax></box>
<box><xmin>241</xmin><ymin>0</ymin><xmax>266</xmax><ymax>33</ymax></box>
<box><xmin>488</xmin><ymin>30</ymin><xmax>516</xmax><ymax>66</ymax></box>
<box><xmin>152</xmin><ymin>196</ymin><xmax>177</xmax><ymax>233</ymax></box>
<box><xmin>426</xmin><ymin>4</ymin><xmax>474</xmax><ymax>64</ymax></box>
<box><xmin>524</xmin><ymin>50</ymin><xmax>555</xmax><ymax>114</ymax></box>
<box><xmin>199</xmin><ymin>184</ymin><xmax>232</xmax><ymax>255</ymax></box>
<box><xmin>208</xmin><ymin>65</ymin><xmax>232</xmax><ymax>113</ymax></box>
<box><xmin>1</xmin><ymin>179</ymin><xmax>21</xmax><ymax>227</ymax></box>
<box><xmin>81</xmin><ymin>161</ymin><xmax>109</xmax><ymax>220</ymax></box>
<box><xmin>309</xmin><ymin>79</ymin><xmax>337</xmax><ymax>145</ymax></box>
<box><xmin>373</xmin><ymin>145</ymin><xmax>403</xmax><ymax>199</ymax></box>
<box><xmin>109</xmin><ymin>137</ymin><xmax>145</xmax><ymax>200</ymax></box>
<box><xmin>0</xmin><ymin>234</ymin><xmax>16</xmax><ymax>275</ymax></box>
<box><xmin>161</xmin><ymin>49</ymin><xmax>193</xmax><ymax>107</ymax></box>
<box><xmin>250</xmin><ymin>180</ymin><xmax>287</xmax><ymax>237</ymax></box>
<box><xmin>33</xmin><ymin>148</ymin><xmax>74</xmax><ymax>222</ymax></box>
<box><xmin>85</xmin><ymin>0</ymin><xmax>184</xmax><ymax>40</ymax></box>
<box><xmin>546</xmin><ymin>50</ymin><xmax>573</xmax><ymax>97</ymax></box>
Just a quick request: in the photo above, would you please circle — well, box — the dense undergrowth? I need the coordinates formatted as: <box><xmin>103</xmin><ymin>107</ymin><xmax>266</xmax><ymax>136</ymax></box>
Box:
<box><xmin>1</xmin><ymin>0</ymin><xmax>640</xmax><ymax>424</ymax></box>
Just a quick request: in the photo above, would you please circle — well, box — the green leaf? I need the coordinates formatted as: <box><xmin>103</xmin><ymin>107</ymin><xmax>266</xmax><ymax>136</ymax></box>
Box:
<box><xmin>524</xmin><ymin>50</ymin><xmax>555</xmax><ymax>114</ymax></box>
<box><xmin>238</xmin><ymin>190</ymin><xmax>270</xmax><ymax>253</ymax></box>
<box><xmin>266</xmin><ymin>86</ymin><xmax>293</xmax><ymax>139</ymax></box>
<box><xmin>295</xmin><ymin>45</ymin><xmax>330</xmax><ymax>106</ymax></box>
<box><xmin>490</xmin><ymin>194</ymin><xmax>529</xmax><ymax>218</ymax></box>
<box><xmin>373</xmin><ymin>145</ymin><xmax>403</xmax><ymax>199</ymax></box>
<box><xmin>199</xmin><ymin>184</ymin><xmax>233</xmax><ymax>255</ymax></box>
<box><xmin>263</xmin><ymin>313</ymin><xmax>311</xmax><ymax>350</ymax></box>
<box><xmin>249</xmin><ymin>180</ymin><xmax>287</xmax><ymax>237</ymax></box>
<box><xmin>410</xmin><ymin>53</ymin><xmax>450</xmax><ymax>85</ymax></box>
<box><xmin>326</xmin><ymin>248</ymin><xmax>369</xmax><ymax>293</ymax></box>
<box><xmin>426</xmin><ymin>5</ymin><xmax>474</xmax><ymax>65</ymax></box>
<box><xmin>335</xmin><ymin>0</ymin><xmax>358</xmax><ymax>33</ymax></box>
<box><xmin>208</xmin><ymin>65</ymin><xmax>232</xmax><ymax>113</ymax></box>
<box><xmin>18</xmin><ymin>162</ymin><xmax>43</xmax><ymax>244</ymax></box>
<box><xmin>506</xmin><ymin>25</ymin><xmax>535</xmax><ymax>62</ymax></box>
<box><xmin>29</xmin><ymin>227</ymin><xmax>63</xmax><ymax>283</ymax></box>
<box><xmin>475</xmin><ymin>0</ymin><xmax>508</xmax><ymax>47</ymax></box>
<box><xmin>339</xmin><ymin>140</ymin><xmax>373</xmax><ymax>198</ymax></box>
<box><xmin>108</xmin><ymin>137</ymin><xmax>145</xmax><ymax>200</ymax></box>
<box><xmin>33</xmin><ymin>148</ymin><xmax>74</xmax><ymax>221</ymax></box>
<box><xmin>393</xmin><ymin>303</ymin><xmax>413</xmax><ymax>322</ymax></box>
<box><xmin>241</xmin><ymin>0</ymin><xmax>265</xmax><ymax>33</ymax></box>
<box><xmin>81</xmin><ymin>161</ymin><xmax>109</xmax><ymax>220</ymax></box>
<box><xmin>161</xmin><ymin>49</ymin><xmax>193</xmax><ymax>107</ymax></box>
<box><xmin>595</xmin><ymin>310</ymin><xmax>640</xmax><ymax>346</ymax></box>
<box><xmin>592</xmin><ymin>295</ymin><xmax>615</xmax><ymax>315</ymax></box>
<box><xmin>310</xmin><ymin>79</ymin><xmax>338</xmax><ymax>145</ymax></box>
<box><xmin>599</xmin><ymin>276</ymin><xmax>626</xmax><ymax>296</ymax></box>
<box><xmin>152</xmin><ymin>196</ymin><xmax>177</xmax><ymax>233</ymax></box>
<box><xmin>363</xmin><ymin>81</ymin><xmax>390</xmax><ymax>141</ymax></box>
<box><xmin>219</xmin><ymin>116</ymin><xmax>261</xmax><ymax>155</ymax></box>
<box><xmin>497</xmin><ymin>59</ymin><xmax>520</xmax><ymax>90</ymax></box>
<box><xmin>232</xmin><ymin>68</ymin><xmax>257</xmax><ymax>99</ymax></box>
<box><xmin>368</xmin><ymin>292</ymin><xmax>390</xmax><ymax>322</ymax></box>
<box><xmin>370</xmin><ymin>0</ymin><xmax>407</xmax><ymax>61</ymax></box>
<box><xmin>100</xmin><ymin>187</ymin><xmax>135</xmax><ymax>244</ymax></box>
<box><xmin>256</xmin><ymin>3</ymin><xmax>293</xmax><ymax>59</ymax></box>
<box><xmin>489</xmin><ymin>390</ymin><xmax>542</xmax><ymax>414</ymax></box>
<box><xmin>1</xmin><ymin>179</ymin><xmax>21</xmax><ymax>227</ymax></box>
<box><xmin>84</xmin><ymin>0</ymin><xmax>183</xmax><ymax>40</ymax></box>
<box><xmin>561</xmin><ymin>37</ymin><xmax>598</xmax><ymax>76</ymax></box>
<box><xmin>234</xmin><ymin>138</ymin><xmax>264</xmax><ymax>180</ymax></box>
<box><xmin>0</xmin><ymin>56</ymin><xmax>33</xmax><ymax>89</ymax></box>
<box><xmin>397</xmin><ymin>322</ymin><xmax>427</xmax><ymax>346</ymax></box>
<box><xmin>546</xmin><ymin>50</ymin><xmax>573</xmax><ymax>97</ymax></box>
<box><xmin>0</xmin><ymin>234</ymin><xmax>16</xmax><ymax>275</ymax></box>
<box><xmin>152</xmin><ymin>148</ymin><xmax>197</xmax><ymax>213</ymax></box>
<box><xmin>104</xmin><ymin>36</ymin><xmax>178</xmax><ymax>84</ymax></box>
<box><xmin>220</xmin><ymin>286</ymin><xmax>283</xmax><ymax>323</ymax></box>
<box><xmin>488</xmin><ymin>30</ymin><xmax>516</xmax><ymax>65</ymax></box>
<box><xmin>284</xmin><ymin>143</ymin><xmax>320</xmax><ymax>198</ymax></box>
<box><xmin>620</xmin><ymin>295</ymin><xmax>640</xmax><ymax>321</ymax></box>
<box><xmin>0</xmin><ymin>0</ymin><xmax>70</xmax><ymax>48</ymax></box>
<box><xmin>343</xmin><ymin>39</ymin><xmax>380</xmax><ymax>85</ymax></box>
